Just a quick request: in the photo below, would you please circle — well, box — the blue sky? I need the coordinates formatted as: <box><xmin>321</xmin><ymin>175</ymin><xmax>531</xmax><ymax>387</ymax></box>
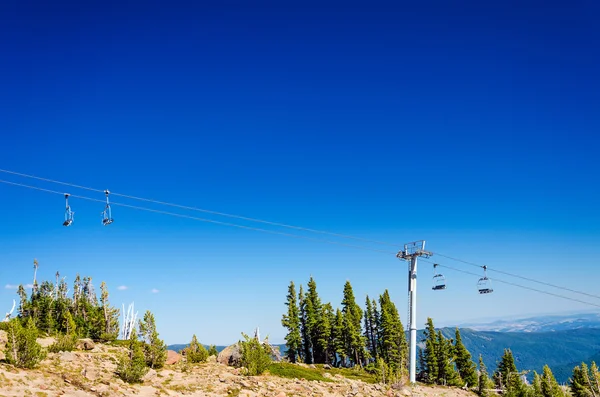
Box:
<box><xmin>0</xmin><ymin>0</ymin><xmax>599</xmax><ymax>344</ymax></box>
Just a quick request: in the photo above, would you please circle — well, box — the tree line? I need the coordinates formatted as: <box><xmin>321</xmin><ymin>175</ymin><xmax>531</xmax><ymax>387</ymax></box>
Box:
<box><xmin>281</xmin><ymin>277</ymin><xmax>408</xmax><ymax>380</ymax></box>
<box><xmin>281</xmin><ymin>277</ymin><xmax>600</xmax><ymax>395</ymax></box>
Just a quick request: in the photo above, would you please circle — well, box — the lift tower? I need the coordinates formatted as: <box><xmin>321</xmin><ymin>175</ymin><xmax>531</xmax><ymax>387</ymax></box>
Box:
<box><xmin>397</xmin><ymin>240</ymin><xmax>432</xmax><ymax>384</ymax></box>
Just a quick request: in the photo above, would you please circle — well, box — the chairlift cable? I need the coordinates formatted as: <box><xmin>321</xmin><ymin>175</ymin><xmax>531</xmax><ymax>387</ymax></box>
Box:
<box><xmin>422</xmin><ymin>259</ymin><xmax>600</xmax><ymax>309</ymax></box>
<box><xmin>0</xmin><ymin>179</ymin><xmax>397</xmax><ymax>255</ymax></box>
<box><xmin>430</xmin><ymin>251</ymin><xmax>600</xmax><ymax>300</ymax></box>
<box><xmin>0</xmin><ymin>168</ymin><xmax>399</xmax><ymax>247</ymax></box>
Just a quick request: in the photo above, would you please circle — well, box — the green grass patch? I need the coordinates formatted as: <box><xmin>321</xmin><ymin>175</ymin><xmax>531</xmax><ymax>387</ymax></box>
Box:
<box><xmin>267</xmin><ymin>363</ymin><xmax>333</xmax><ymax>382</ymax></box>
<box><xmin>316</xmin><ymin>365</ymin><xmax>377</xmax><ymax>384</ymax></box>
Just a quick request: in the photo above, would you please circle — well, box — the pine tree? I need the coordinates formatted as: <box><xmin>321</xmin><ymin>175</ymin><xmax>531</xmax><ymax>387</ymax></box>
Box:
<box><xmin>281</xmin><ymin>281</ymin><xmax>302</xmax><ymax>363</ymax></box>
<box><xmin>341</xmin><ymin>281</ymin><xmax>364</xmax><ymax>366</ymax></box>
<box><xmin>364</xmin><ymin>296</ymin><xmax>374</xmax><ymax>359</ymax></box>
<box><xmin>540</xmin><ymin>365</ymin><xmax>565</xmax><ymax>397</ymax></box>
<box><xmin>99</xmin><ymin>281</ymin><xmax>119</xmax><ymax>340</ymax></box>
<box><xmin>208</xmin><ymin>345</ymin><xmax>218</xmax><ymax>357</ymax></box>
<box><xmin>454</xmin><ymin>328</ymin><xmax>478</xmax><ymax>387</ymax></box>
<box><xmin>298</xmin><ymin>284</ymin><xmax>311</xmax><ymax>364</ymax></box>
<box><xmin>332</xmin><ymin>308</ymin><xmax>346</xmax><ymax>367</ymax></box>
<box><xmin>495</xmin><ymin>349</ymin><xmax>525</xmax><ymax>397</ymax></box>
<box><xmin>422</xmin><ymin>317</ymin><xmax>438</xmax><ymax>383</ymax></box>
<box><xmin>306</xmin><ymin>277</ymin><xmax>325</xmax><ymax>363</ymax></box>
<box><xmin>316</xmin><ymin>303</ymin><xmax>333</xmax><ymax>364</ymax></box>
<box><xmin>570</xmin><ymin>362</ymin><xmax>598</xmax><ymax>397</ymax></box>
<box><xmin>138</xmin><ymin>310</ymin><xmax>167</xmax><ymax>369</ymax></box>
<box><xmin>436</xmin><ymin>330</ymin><xmax>460</xmax><ymax>386</ymax></box>
<box><xmin>4</xmin><ymin>317</ymin><xmax>46</xmax><ymax>369</ymax></box>
<box><xmin>378</xmin><ymin>290</ymin><xmax>407</xmax><ymax>375</ymax></box>
<box><xmin>478</xmin><ymin>355</ymin><xmax>491</xmax><ymax>397</ymax></box>
<box><xmin>186</xmin><ymin>334</ymin><xmax>209</xmax><ymax>363</ymax></box>
<box><xmin>117</xmin><ymin>326</ymin><xmax>148</xmax><ymax>383</ymax></box>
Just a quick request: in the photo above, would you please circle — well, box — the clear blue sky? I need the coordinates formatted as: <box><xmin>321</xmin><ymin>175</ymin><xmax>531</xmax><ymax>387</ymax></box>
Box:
<box><xmin>1</xmin><ymin>0</ymin><xmax>599</xmax><ymax>345</ymax></box>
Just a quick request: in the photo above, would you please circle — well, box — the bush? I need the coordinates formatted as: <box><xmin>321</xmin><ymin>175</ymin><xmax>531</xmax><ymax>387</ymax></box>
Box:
<box><xmin>4</xmin><ymin>318</ymin><xmax>46</xmax><ymax>368</ymax></box>
<box><xmin>239</xmin><ymin>333</ymin><xmax>272</xmax><ymax>376</ymax></box>
<box><xmin>48</xmin><ymin>333</ymin><xmax>77</xmax><ymax>353</ymax></box>
<box><xmin>208</xmin><ymin>344</ymin><xmax>219</xmax><ymax>357</ymax></box>
<box><xmin>185</xmin><ymin>334</ymin><xmax>208</xmax><ymax>363</ymax></box>
<box><xmin>116</xmin><ymin>328</ymin><xmax>148</xmax><ymax>383</ymax></box>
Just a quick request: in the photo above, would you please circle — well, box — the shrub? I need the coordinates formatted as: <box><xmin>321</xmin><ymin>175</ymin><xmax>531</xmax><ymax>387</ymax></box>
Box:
<box><xmin>208</xmin><ymin>344</ymin><xmax>219</xmax><ymax>357</ymax></box>
<box><xmin>116</xmin><ymin>327</ymin><xmax>148</xmax><ymax>383</ymax></box>
<box><xmin>4</xmin><ymin>318</ymin><xmax>46</xmax><ymax>368</ymax></box>
<box><xmin>239</xmin><ymin>333</ymin><xmax>272</xmax><ymax>376</ymax></box>
<box><xmin>48</xmin><ymin>333</ymin><xmax>77</xmax><ymax>353</ymax></box>
<box><xmin>185</xmin><ymin>334</ymin><xmax>208</xmax><ymax>363</ymax></box>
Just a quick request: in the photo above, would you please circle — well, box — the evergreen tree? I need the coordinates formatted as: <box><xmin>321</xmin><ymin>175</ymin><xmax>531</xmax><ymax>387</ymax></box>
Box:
<box><xmin>306</xmin><ymin>277</ymin><xmax>325</xmax><ymax>363</ymax></box>
<box><xmin>138</xmin><ymin>310</ymin><xmax>167</xmax><ymax>369</ymax></box>
<box><xmin>454</xmin><ymin>328</ymin><xmax>478</xmax><ymax>387</ymax></box>
<box><xmin>478</xmin><ymin>355</ymin><xmax>491</xmax><ymax>397</ymax></box>
<box><xmin>378</xmin><ymin>290</ymin><xmax>407</xmax><ymax>375</ymax></box>
<box><xmin>117</xmin><ymin>326</ymin><xmax>148</xmax><ymax>383</ymax></box>
<box><xmin>436</xmin><ymin>330</ymin><xmax>460</xmax><ymax>386</ymax></box>
<box><xmin>298</xmin><ymin>284</ymin><xmax>311</xmax><ymax>364</ymax></box>
<box><xmin>99</xmin><ymin>281</ymin><xmax>119</xmax><ymax>340</ymax></box>
<box><xmin>317</xmin><ymin>303</ymin><xmax>333</xmax><ymax>364</ymax></box>
<box><xmin>570</xmin><ymin>362</ymin><xmax>599</xmax><ymax>397</ymax></box>
<box><xmin>341</xmin><ymin>281</ymin><xmax>364</xmax><ymax>366</ymax></box>
<box><xmin>495</xmin><ymin>349</ymin><xmax>525</xmax><ymax>397</ymax></box>
<box><xmin>4</xmin><ymin>317</ymin><xmax>46</xmax><ymax>369</ymax></box>
<box><xmin>364</xmin><ymin>296</ymin><xmax>375</xmax><ymax>359</ymax></box>
<box><xmin>532</xmin><ymin>371</ymin><xmax>543</xmax><ymax>397</ymax></box>
<box><xmin>208</xmin><ymin>344</ymin><xmax>218</xmax><ymax>357</ymax></box>
<box><xmin>332</xmin><ymin>308</ymin><xmax>346</xmax><ymax>367</ymax></box>
<box><xmin>281</xmin><ymin>281</ymin><xmax>302</xmax><ymax>363</ymax></box>
<box><xmin>422</xmin><ymin>317</ymin><xmax>439</xmax><ymax>383</ymax></box>
<box><xmin>540</xmin><ymin>365</ymin><xmax>565</xmax><ymax>397</ymax></box>
<box><xmin>186</xmin><ymin>334</ymin><xmax>209</xmax><ymax>363</ymax></box>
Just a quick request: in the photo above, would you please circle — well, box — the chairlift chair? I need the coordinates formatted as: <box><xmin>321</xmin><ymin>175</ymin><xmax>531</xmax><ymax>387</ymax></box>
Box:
<box><xmin>432</xmin><ymin>263</ymin><xmax>446</xmax><ymax>290</ymax></box>
<box><xmin>63</xmin><ymin>194</ymin><xmax>74</xmax><ymax>227</ymax></box>
<box><xmin>477</xmin><ymin>265</ymin><xmax>493</xmax><ymax>294</ymax></box>
<box><xmin>102</xmin><ymin>190</ymin><xmax>114</xmax><ymax>226</ymax></box>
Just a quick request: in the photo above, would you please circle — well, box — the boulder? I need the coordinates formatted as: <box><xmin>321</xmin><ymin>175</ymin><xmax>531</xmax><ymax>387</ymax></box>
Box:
<box><xmin>76</xmin><ymin>338</ymin><xmax>96</xmax><ymax>351</ymax></box>
<box><xmin>165</xmin><ymin>350</ymin><xmax>182</xmax><ymax>365</ymax></box>
<box><xmin>217</xmin><ymin>343</ymin><xmax>242</xmax><ymax>367</ymax></box>
<box><xmin>36</xmin><ymin>337</ymin><xmax>56</xmax><ymax>348</ymax></box>
<box><xmin>143</xmin><ymin>368</ymin><xmax>157</xmax><ymax>382</ymax></box>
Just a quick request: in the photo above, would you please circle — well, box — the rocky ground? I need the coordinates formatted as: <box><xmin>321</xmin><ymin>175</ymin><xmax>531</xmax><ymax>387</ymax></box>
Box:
<box><xmin>0</xmin><ymin>333</ymin><xmax>478</xmax><ymax>397</ymax></box>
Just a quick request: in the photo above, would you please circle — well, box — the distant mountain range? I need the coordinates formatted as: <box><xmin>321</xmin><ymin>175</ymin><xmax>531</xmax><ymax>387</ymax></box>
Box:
<box><xmin>458</xmin><ymin>312</ymin><xmax>600</xmax><ymax>332</ymax></box>
<box><xmin>168</xmin><ymin>313</ymin><xmax>600</xmax><ymax>384</ymax></box>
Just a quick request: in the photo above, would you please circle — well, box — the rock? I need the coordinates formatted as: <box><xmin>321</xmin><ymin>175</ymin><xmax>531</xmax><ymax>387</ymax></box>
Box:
<box><xmin>75</xmin><ymin>338</ymin><xmax>95</xmax><ymax>350</ymax></box>
<box><xmin>36</xmin><ymin>337</ymin><xmax>56</xmax><ymax>348</ymax></box>
<box><xmin>207</xmin><ymin>354</ymin><xmax>217</xmax><ymax>363</ymax></box>
<box><xmin>309</xmin><ymin>364</ymin><xmax>316</xmax><ymax>369</ymax></box>
<box><xmin>217</xmin><ymin>343</ymin><xmax>242</xmax><ymax>367</ymax></box>
<box><xmin>323</xmin><ymin>364</ymin><xmax>331</xmax><ymax>369</ymax></box>
<box><xmin>400</xmin><ymin>387</ymin><xmax>412</xmax><ymax>396</ymax></box>
<box><xmin>82</xmin><ymin>368</ymin><xmax>98</xmax><ymax>381</ymax></box>
<box><xmin>59</xmin><ymin>351</ymin><xmax>76</xmax><ymax>362</ymax></box>
<box><xmin>165</xmin><ymin>350</ymin><xmax>182</xmax><ymax>365</ymax></box>
<box><xmin>0</xmin><ymin>330</ymin><xmax>7</xmax><ymax>344</ymax></box>
<box><xmin>275</xmin><ymin>392</ymin><xmax>286</xmax><ymax>397</ymax></box>
<box><xmin>143</xmin><ymin>368</ymin><xmax>157</xmax><ymax>381</ymax></box>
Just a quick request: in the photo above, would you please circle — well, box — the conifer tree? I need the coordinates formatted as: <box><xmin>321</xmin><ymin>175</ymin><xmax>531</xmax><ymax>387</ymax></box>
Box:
<box><xmin>570</xmin><ymin>362</ymin><xmax>599</xmax><ymax>397</ymax></box>
<box><xmin>298</xmin><ymin>284</ymin><xmax>311</xmax><ymax>364</ymax></box>
<box><xmin>436</xmin><ymin>330</ymin><xmax>460</xmax><ymax>386</ymax></box>
<box><xmin>99</xmin><ymin>281</ymin><xmax>119</xmax><ymax>340</ymax></box>
<box><xmin>117</xmin><ymin>326</ymin><xmax>148</xmax><ymax>383</ymax></box>
<box><xmin>364</xmin><ymin>296</ymin><xmax>374</xmax><ymax>359</ymax></box>
<box><xmin>138</xmin><ymin>310</ymin><xmax>167</xmax><ymax>369</ymax></box>
<box><xmin>316</xmin><ymin>303</ymin><xmax>333</xmax><ymax>364</ymax></box>
<box><xmin>208</xmin><ymin>345</ymin><xmax>218</xmax><ymax>357</ymax></box>
<box><xmin>540</xmin><ymin>365</ymin><xmax>565</xmax><ymax>397</ymax></box>
<box><xmin>454</xmin><ymin>328</ymin><xmax>478</xmax><ymax>387</ymax></box>
<box><xmin>281</xmin><ymin>281</ymin><xmax>302</xmax><ymax>363</ymax></box>
<box><xmin>332</xmin><ymin>308</ymin><xmax>346</xmax><ymax>367</ymax></box>
<box><xmin>378</xmin><ymin>290</ymin><xmax>407</xmax><ymax>375</ymax></box>
<box><xmin>306</xmin><ymin>277</ymin><xmax>325</xmax><ymax>363</ymax></box>
<box><xmin>4</xmin><ymin>317</ymin><xmax>46</xmax><ymax>369</ymax></box>
<box><xmin>186</xmin><ymin>334</ymin><xmax>209</xmax><ymax>363</ymax></box>
<box><xmin>422</xmin><ymin>317</ymin><xmax>439</xmax><ymax>382</ymax></box>
<box><xmin>341</xmin><ymin>281</ymin><xmax>364</xmax><ymax>366</ymax></box>
<box><xmin>495</xmin><ymin>349</ymin><xmax>519</xmax><ymax>390</ymax></box>
<box><xmin>478</xmin><ymin>355</ymin><xmax>492</xmax><ymax>397</ymax></box>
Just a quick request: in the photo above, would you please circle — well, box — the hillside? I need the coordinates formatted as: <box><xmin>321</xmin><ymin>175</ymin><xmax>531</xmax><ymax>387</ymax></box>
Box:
<box><xmin>427</xmin><ymin>327</ymin><xmax>600</xmax><ymax>383</ymax></box>
<box><xmin>0</xmin><ymin>337</ymin><xmax>476</xmax><ymax>397</ymax></box>
<box><xmin>459</xmin><ymin>312</ymin><xmax>600</xmax><ymax>332</ymax></box>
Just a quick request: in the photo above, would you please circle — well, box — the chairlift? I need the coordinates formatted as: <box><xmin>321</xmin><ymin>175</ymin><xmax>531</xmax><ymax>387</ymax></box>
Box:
<box><xmin>102</xmin><ymin>190</ymin><xmax>114</xmax><ymax>226</ymax></box>
<box><xmin>63</xmin><ymin>194</ymin><xmax>74</xmax><ymax>227</ymax></box>
<box><xmin>477</xmin><ymin>265</ymin><xmax>493</xmax><ymax>294</ymax></box>
<box><xmin>432</xmin><ymin>263</ymin><xmax>446</xmax><ymax>290</ymax></box>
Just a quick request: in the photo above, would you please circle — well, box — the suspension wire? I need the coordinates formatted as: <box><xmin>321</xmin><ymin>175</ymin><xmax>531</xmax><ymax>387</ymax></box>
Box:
<box><xmin>422</xmin><ymin>259</ymin><xmax>600</xmax><ymax>309</ymax></box>
<box><xmin>3</xmin><ymin>175</ymin><xmax>600</xmax><ymax>307</ymax></box>
<box><xmin>0</xmin><ymin>179</ymin><xmax>397</xmax><ymax>255</ymax></box>
<box><xmin>431</xmin><ymin>251</ymin><xmax>600</xmax><ymax>301</ymax></box>
<box><xmin>0</xmin><ymin>168</ymin><xmax>399</xmax><ymax>247</ymax></box>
